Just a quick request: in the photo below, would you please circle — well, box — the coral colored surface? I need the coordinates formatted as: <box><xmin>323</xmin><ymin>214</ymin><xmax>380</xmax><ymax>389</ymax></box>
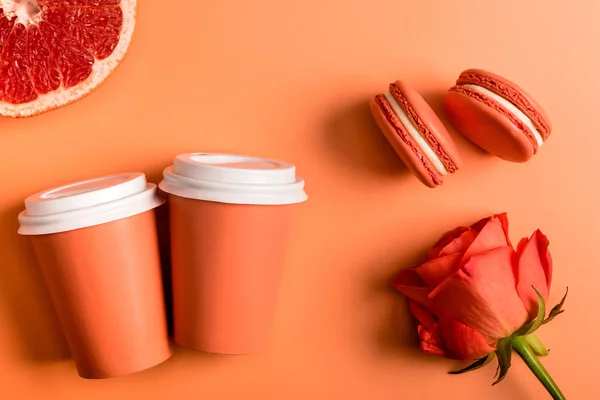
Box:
<box><xmin>0</xmin><ymin>1</ymin><xmax>596</xmax><ymax>398</ymax></box>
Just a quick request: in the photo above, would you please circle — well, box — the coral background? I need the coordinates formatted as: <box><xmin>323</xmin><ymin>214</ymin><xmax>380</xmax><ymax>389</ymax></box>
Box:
<box><xmin>0</xmin><ymin>1</ymin><xmax>596</xmax><ymax>398</ymax></box>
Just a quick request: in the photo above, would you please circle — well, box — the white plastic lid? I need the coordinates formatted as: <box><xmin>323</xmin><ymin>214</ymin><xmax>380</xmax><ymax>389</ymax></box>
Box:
<box><xmin>18</xmin><ymin>173</ymin><xmax>164</xmax><ymax>235</ymax></box>
<box><xmin>158</xmin><ymin>153</ymin><xmax>308</xmax><ymax>205</ymax></box>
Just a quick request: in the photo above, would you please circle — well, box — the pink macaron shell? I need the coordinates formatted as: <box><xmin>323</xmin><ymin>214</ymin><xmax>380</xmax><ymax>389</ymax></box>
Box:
<box><xmin>444</xmin><ymin>90</ymin><xmax>535</xmax><ymax>162</ymax></box>
<box><xmin>458</xmin><ymin>69</ymin><xmax>552</xmax><ymax>135</ymax></box>
<box><xmin>394</xmin><ymin>81</ymin><xmax>462</xmax><ymax>171</ymax></box>
<box><xmin>370</xmin><ymin>97</ymin><xmax>440</xmax><ymax>188</ymax></box>
<box><xmin>457</xmin><ymin>68</ymin><xmax>552</xmax><ymax>141</ymax></box>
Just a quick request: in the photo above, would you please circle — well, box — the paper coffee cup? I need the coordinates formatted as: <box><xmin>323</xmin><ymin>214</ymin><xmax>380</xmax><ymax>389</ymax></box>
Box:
<box><xmin>18</xmin><ymin>173</ymin><xmax>171</xmax><ymax>378</ymax></box>
<box><xmin>159</xmin><ymin>153</ymin><xmax>307</xmax><ymax>354</ymax></box>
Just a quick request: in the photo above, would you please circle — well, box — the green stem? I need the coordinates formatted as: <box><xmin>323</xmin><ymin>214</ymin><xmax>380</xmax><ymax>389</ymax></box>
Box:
<box><xmin>512</xmin><ymin>336</ymin><xmax>566</xmax><ymax>400</ymax></box>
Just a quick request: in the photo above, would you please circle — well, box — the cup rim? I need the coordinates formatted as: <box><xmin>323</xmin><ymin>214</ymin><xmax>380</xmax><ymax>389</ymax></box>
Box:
<box><xmin>159</xmin><ymin>153</ymin><xmax>308</xmax><ymax>205</ymax></box>
<box><xmin>18</xmin><ymin>173</ymin><xmax>164</xmax><ymax>235</ymax></box>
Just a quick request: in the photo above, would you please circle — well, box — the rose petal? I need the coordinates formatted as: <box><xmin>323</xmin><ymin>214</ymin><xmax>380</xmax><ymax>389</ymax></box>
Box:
<box><xmin>516</xmin><ymin>230</ymin><xmax>552</xmax><ymax>316</ymax></box>
<box><xmin>392</xmin><ymin>269</ymin><xmax>433</xmax><ymax>308</ymax></box>
<box><xmin>409</xmin><ymin>301</ymin><xmax>437</xmax><ymax>330</ymax></box>
<box><xmin>437</xmin><ymin>229</ymin><xmax>478</xmax><ymax>258</ymax></box>
<box><xmin>415</xmin><ymin>253</ymin><xmax>462</xmax><ymax>288</ymax></box>
<box><xmin>438</xmin><ymin>319</ymin><xmax>496</xmax><ymax>360</ymax></box>
<box><xmin>471</xmin><ymin>213</ymin><xmax>511</xmax><ymax>246</ymax></box>
<box><xmin>495</xmin><ymin>213</ymin><xmax>512</xmax><ymax>246</ymax></box>
<box><xmin>427</xmin><ymin>226</ymin><xmax>470</xmax><ymax>260</ymax></box>
<box><xmin>537</xmin><ymin>230</ymin><xmax>552</xmax><ymax>289</ymax></box>
<box><xmin>417</xmin><ymin>323</ymin><xmax>447</xmax><ymax>358</ymax></box>
<box><xmin>460</xmin><ymin>217</ymin><xmax>510</xmax><ymax>264</ymax></box>
<box><xmin>429</xmin><ymin>246</ymin><xmax>529</xmax><ymax>340</ymax></box>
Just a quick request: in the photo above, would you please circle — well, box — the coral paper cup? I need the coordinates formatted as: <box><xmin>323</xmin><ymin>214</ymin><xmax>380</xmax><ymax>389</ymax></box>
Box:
<box><xmin>18</xmin><ymin>173</ymin><xmax>171</xmax><ymax>379</ymax></box>
<box><xmin>159</xmin><ymin>153</ymin><xmax>308</xmax><ymax>354</ymax></box>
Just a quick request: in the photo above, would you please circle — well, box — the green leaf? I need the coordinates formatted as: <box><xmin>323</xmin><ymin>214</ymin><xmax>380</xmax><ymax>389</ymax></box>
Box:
<box><xmin>542</xmin><ymin>287</ymin><xmax>568</xmax><ymax>325</ymax></box>
<box><xmin>526</xmin><ymin>333</ymin><xmax>549</xmax><ymax>357</ymax></box>
<box><xmin>514</xmin><ymin>287</ymin><xmax>546</xmax><ymax>336</ymax></box>
<box><xmin>449</xmin><ymin>353</ymin><xmax>496</xmax><ymax>375</ymax></box>
<box><xmin>492</xmin><ymin>337</ymin><xmax>513</xmax><ymax>386</ymax></box>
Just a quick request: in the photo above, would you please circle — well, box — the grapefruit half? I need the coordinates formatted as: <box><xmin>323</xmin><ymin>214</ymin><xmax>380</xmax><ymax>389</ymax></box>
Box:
<box><xmin>0</xmin><ymin>0</ymin><xmax>136</xmax><ymax>117</ymax></box>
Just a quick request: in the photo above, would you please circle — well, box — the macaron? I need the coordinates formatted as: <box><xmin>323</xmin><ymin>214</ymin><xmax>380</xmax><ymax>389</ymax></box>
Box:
<box><xmin>444</xmin><ymin>69</ymin><xmax>552</xmax><ymax>162</ymax></box>
<box><xmin>370</xmin><ymin>80</ymin><xmax>461</xmax><ymax>188</ymax></box>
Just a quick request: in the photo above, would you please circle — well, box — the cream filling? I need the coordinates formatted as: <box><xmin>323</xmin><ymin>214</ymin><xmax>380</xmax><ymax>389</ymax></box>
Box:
<box><xmin>384</xmin><ymin>91</ymin><xmax>447</xmax><ymax>175</ymax></box>
<box><xmin>462</xmin><ymin>84</ymin><xmax>544</xmax><ymax>148</ymax></box>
